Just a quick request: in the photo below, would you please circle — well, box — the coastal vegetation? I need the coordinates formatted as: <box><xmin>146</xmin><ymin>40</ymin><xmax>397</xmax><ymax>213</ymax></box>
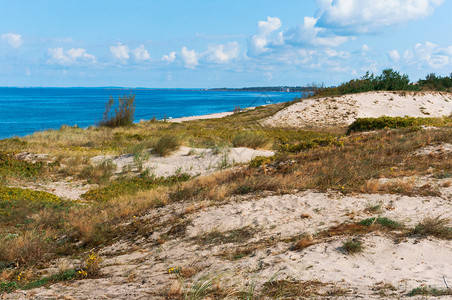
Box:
<box><xmin>98</xmin><ymin>94</ymin><xmax>136</xmax><ymax>128</ymax></box>
<box><xmin>0</xmin><ymin>84</ymin><xmax>451</xmax><ymax>297</ymax></box>
<box><xmin>314</xmin><ymin>68</ymin><xmax>452</xmax><ymax>97</ymax></box>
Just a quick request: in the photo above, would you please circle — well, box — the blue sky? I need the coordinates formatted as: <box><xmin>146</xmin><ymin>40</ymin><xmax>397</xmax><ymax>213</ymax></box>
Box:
<box><xmin>0</xmin><ymin>0</ymin><xmax>451</xmax><ymax>88</ymax></box>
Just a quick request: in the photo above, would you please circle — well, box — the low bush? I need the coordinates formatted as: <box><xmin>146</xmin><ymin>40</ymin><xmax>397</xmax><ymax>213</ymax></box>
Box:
<box><xmin>249</xmin><ymin>155</ymin><xmax>276</xmax><ymax>168</ymax></box>
<box><xmin>347</xmin><ymin>116</ymin><xmax>452</xmax><ymax>134</ymax></box>
<box><xmin>153</xmin><ymin>135</ymin><xmax>181</xmax><ymax>156</ymax></box>
<box><xmin>358</xmin><ymin>217</ymin><xmax>403</xmax><ymax>230</ymax></box>
<box><xmin>98</xmin><ymin>94</ymin><xmax>135</xmax><ymax>128</ymax></box>
<box><xmin>408</xmin><ymin>286</ymin><xmax>452</xmax><ymax>297</ymax></box>
<box><xmin>342</xmin><ymin>238</ymin><xmax>364</xmax><ymax>254</ymax></box>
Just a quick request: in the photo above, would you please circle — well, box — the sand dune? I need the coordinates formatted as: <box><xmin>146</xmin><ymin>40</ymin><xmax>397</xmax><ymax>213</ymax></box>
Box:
<box><xmin>262</xmin><ymin>91</ymin><xmax>452</xmax><ymax>128</ymax></box>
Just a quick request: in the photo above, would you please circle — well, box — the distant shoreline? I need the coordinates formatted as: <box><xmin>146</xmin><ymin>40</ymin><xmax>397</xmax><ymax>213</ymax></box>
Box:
<box><xmin>166</xmin><ymin>106</ymin><xmax>263</xmax><ymax>123</ymax></box>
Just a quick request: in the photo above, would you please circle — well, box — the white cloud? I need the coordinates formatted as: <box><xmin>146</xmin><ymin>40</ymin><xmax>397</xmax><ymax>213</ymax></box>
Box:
<box><xmin>284</xmin><ymin>16</ymin><xmax>349</xmax><ymax>47</ymax></box>
<box><xmin>388</xmin><ymin>49</ymin><xmax>400</xmax><ymax>62</ymax></box>
<box><xmin>402</xmin><ymin>41</ymin><xmax>451</xmax><ymax>68</ymax></box>
<box><xmin>1</xmin><ymin>33</ymin><xmax>23</xmax><ymax>48</ymax></box>
<box><xmin>162</xmin><ymin>51</ymin><xmax>176</xmax><ymax>63</ymax></box>
<box><xmin>110</xmin><ymin>43</ymin><xmax>130</xmax><ymax>62</ymax></box>
<box><xmin>362</xmin><ymin>44</ymin><xmax>370</xmax><ymax>52</ymax></box>
<box><xmin>248</xmin><ymin>16</ymin><xmax>282</xmax><ymax>56</ymax></box>
<box><xmin>180</xmin><ymin>47</ymin><xmax>199</xmax><ymax>68</ymax></box>
<box><xmin>317</xmin><ymin>0</ymin><xmax>444</xmax><ymax>33</ymax></box>
<box><xmin>205</xmin><ymin>42</ymin><xmax>240</xmax><ymax>63</ymax></box>
<box><xmin>131</xmin><ymin>44</ymin><xmax>150</xmax><ymax>61</ymax></box>
<box><xmin>47</xmin><ymin>47</ymin><xmax>96</xmax><ymax>64</ymax></box>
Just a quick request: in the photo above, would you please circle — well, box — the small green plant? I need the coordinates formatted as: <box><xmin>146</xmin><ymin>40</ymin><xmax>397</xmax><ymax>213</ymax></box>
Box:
<box><xmin>342</xmin><ymin>238</ymin><xmax>364</xmax><ymax>254</ymax></box>
<box><xmin>249</xmin><ymin>155</ymin><xmax>275</xmax><ymax>168</ymax></box>
<box><xmin>408</xmin><ymin>286</ymin><xmax>452</xmax><ymax>297</ymax></box>
<box><xmin>0</xmin><ymin>281</ymin><xmax>18</xmax><ymax>293</ymax></box>
<box><xmin>98</xmin><ymin>94</ymin><xmax>135</xmax><ymax>128</ymax></box>
<box><xmin>183</xmin><ymin>274</ymin><xmax>221</xmax><ymax>300</ymax></box>
<box><xmin>153</xmin><ymin>135</ymin><xmax>181</xmax><ymax>156</ymax></box>
<box><xmin>132</xmin><ymin>143</ymin><xmax>151</xmax><ymax>172</ymax></box>
<box><xmin>358</xmin><ymin>217</ymin><xmax>403</xmax><ymax>230</ymax></box>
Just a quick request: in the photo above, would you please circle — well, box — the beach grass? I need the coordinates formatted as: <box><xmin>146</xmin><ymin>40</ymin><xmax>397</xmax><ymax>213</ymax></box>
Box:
<box><xmin>0</xmin><ymin>98</ymin><xmax>451</xmax><ymax>293</ymax></box>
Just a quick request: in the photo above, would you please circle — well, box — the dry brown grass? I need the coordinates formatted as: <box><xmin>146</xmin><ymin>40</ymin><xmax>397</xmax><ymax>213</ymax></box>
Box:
<box><xmin>412</xmin><ymin>216</ymin><xmax>452</xmax><ymax>239</ymax></box>
<box><xmin>0</xmin><ymin>230</ymin><xmax>51</xmax><ymax>265</ymax></box>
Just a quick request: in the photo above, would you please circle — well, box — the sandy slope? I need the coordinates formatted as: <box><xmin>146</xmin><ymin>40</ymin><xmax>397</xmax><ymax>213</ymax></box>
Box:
<box><xmin>9</xmin><ymin>179</ymin><xmax>452</xmax><ymax>299</ymax></box>
<box><xmin>92</xmin><ymin>146</ymin><xmax>274</xmax><ymax>178</ymax></box>
<box><xmin>262</xmin><ymin>91</ymin><xmax>452</xmax><ymax>128</ymax></box>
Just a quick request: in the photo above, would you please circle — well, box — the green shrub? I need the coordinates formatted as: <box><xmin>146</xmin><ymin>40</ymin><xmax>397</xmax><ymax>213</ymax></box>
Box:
<box><xmin>358</xmin><ymin>217</ymin><xmax>403</xmax><ymax>230</ymax></box>
<box><xmin>249</xmin><ymin>155</ymin><xmax>276</xmax><ymax>168</ymax></box>
<box><xmin>153</xmin><ymin>135</ymin><xmax>181</xmax><ymax>156</ymax></box>
<box><xmin>0</xmin><ymin>281</ymin><xmax>18</xmax><ymax>293</ymax></box>
<box><xmin>0</xmin><ymin>152</ymin><xmax>45</xmax><ymax>179</ymax></box>
<box><xmin>408</xmin><ymin>286</ymin><xmax>452</xmax><ymax>297</ymax></box>
<box><xmin>347</xmin><ymin>116</ymin><xmax>452</xmax><ymax>134</ymax></box>
<box><xmin>342</xmin><ymin>239</ymin><xmax>363</xmax><ymax>254</ymax></box>
<box><xmin>232</xmin><ymin>131</ymin><xmax>269</xmax><ymax>149</ymax></box>
<box><xmin>98</xmin><ymin>94</ymin><xmax>135</xmax><ymax>128</ymax></box>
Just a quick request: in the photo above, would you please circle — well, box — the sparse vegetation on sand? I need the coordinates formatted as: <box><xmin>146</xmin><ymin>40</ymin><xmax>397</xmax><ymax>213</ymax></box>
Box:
<box><xmin>0</xmin><ymin>89</ymin><xmax>451</xmax><ymax>298</ymax></box>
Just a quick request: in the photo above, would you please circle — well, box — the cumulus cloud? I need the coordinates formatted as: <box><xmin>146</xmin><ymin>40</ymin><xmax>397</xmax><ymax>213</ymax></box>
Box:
<box><xmin>110</xmin><ymin>43</ymin><xmax>130</xmax><ymax>62</ymax></box>
<box><xmin>180</xmin><ymin>47</ymin><xmax>199</xmax><ymax>68</ymax></box>
<box><xmin>47</xmin><ymin>47</ymin><xmax>96</xmax><ymax>64</ymax></box>
<box><xmin>1</xmin><ymin>33</ymin><xmax>23</xmax><ymax>48</ymax></box>
<box><xmin>402</xmin><ymin>41</ymin><xmax>451</xmax><ymax>68</ymax></box>
<box><xmin>388</xmin><ymin>49</ymin><xmax>400</xmax><ymax>62</ymax></box>
<box><xmin>317</xmin><ymin>0</ymin><xmax>444</xmax><ymax>34</ymax></box>
<box><xmin>131</xmin><ymin>44</ymin><xmax>150</xmax><ymax>61</ymax></box>
<box><xmin>248</xmin><ymin>16</ymin><xmax>283</xmax><ymax>56</ymax></box>
<box><xmin>162</xmin><ymin>51</ymin><xmax>176</xmax><ymax>63</ymax></box>
<box><xmin>205</xmin><ymin>42</ymin><xmax>240</xmax><ymax>63</ymax></box>
<box><xmin>284</xmin><ymin>16</ymin><xmax>349</xmax><ymax>47</ymax></box>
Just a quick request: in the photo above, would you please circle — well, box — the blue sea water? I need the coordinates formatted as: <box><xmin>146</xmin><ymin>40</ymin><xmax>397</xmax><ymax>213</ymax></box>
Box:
<box><xmin>0</xmin><ymin>87</ymin><xmax>303</xmax><ymax>139</ymax></box>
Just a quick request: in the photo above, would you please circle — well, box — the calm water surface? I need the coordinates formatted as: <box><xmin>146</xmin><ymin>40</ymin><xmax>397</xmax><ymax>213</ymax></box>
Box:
<box><xmin>0</xmin><ymin>88</ymin><xmax>304</xmax><ymax>139</ymax></box>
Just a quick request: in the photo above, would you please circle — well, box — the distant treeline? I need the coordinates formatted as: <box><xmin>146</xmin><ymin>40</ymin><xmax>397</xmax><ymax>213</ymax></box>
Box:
<box><xmin>209</xmin><ymin>86</ymin><xmax>315</xmax><ymax>92</ymax></box>
<box><xmin>314</xmin><ymin>69</ymin><xmax>452</xmax><ymax>97</ymax></box>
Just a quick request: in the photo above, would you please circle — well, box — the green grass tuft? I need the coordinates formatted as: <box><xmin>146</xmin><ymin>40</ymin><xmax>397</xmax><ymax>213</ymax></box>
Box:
<box><xmin>358</xmin><ymin>217</ymin><xmax>403</xmax><ymax>230</ymax></box>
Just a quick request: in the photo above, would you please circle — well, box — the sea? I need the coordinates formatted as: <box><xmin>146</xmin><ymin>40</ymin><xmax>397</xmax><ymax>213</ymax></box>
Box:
<box><xmin>0</xmin><ymin>87</ymin><xmax>304</xmax><ymax>139</ymax></box>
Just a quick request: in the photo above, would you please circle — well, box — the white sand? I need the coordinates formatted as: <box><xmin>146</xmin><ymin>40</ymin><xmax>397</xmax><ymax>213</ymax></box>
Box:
<box><xmin>167</xmin><ymin>111</ymin><xmax>234</xmax><ymax>122</ymax></box>
<box><xmin>91</xmin><ymin>146</ymin><xmax>274</xmax><ymax>178</ymax></box>
<box><xmin>262</xmin><ymin>91</ymin><xmax>452</xmax><ymax>128</ymax></box>
<box><xmin>12</xmin><ymin>179</ymin><xmax>452</xmax><ymax>299</ymax></box>
<box><xmin>167</xmin><ymin>106</ymin><xmax>260</xmax><ymax>123</ymax></box>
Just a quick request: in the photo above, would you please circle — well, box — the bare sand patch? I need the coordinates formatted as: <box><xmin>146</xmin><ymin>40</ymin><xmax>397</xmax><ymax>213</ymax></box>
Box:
<box><xmin>91</xmin><ymin>146</ymin><xmax>274</xmax><ymax>177</ymax></box>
